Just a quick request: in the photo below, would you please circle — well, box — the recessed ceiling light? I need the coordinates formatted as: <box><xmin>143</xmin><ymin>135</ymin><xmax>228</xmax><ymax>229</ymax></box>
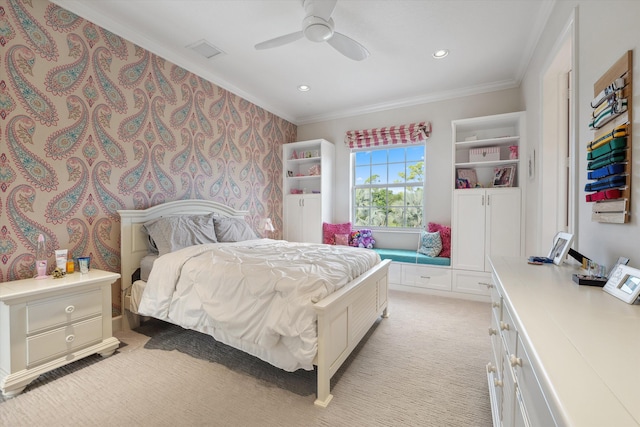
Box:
<box><xmin>432</xmin><ymin>49</ymin><xmax>449</xmax><ymax>59</ymax></box>
<box><xmin>297</xmin><ymin>85</ymin><xmax>311</xmax><ymax>92</ymax></box>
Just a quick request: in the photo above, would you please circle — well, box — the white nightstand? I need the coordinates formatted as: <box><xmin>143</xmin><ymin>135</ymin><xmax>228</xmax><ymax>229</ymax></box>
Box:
<box><xmin>0</xmin><ymin>269</ymin><xmax>121</xmax><ymax>398</ymax></box>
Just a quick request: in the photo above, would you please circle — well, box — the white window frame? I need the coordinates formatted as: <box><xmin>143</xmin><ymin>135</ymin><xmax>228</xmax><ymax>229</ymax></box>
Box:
<box><xmin>351</xmin><ymin>144</ymin><xmax>425</xmax><ymax>230</ymax></box>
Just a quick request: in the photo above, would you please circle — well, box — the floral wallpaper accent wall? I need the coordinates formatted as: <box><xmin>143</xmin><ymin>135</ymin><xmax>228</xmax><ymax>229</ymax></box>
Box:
<box><xmin>0</xmin><ymin>0</ymin><xmax>296</xmax><ymax>287</ymax></box>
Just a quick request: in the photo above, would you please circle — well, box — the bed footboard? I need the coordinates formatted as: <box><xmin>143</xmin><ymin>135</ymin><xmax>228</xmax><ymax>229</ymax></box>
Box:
<box><xmin>313</xmin><ymin>259</ymin><xmax>390</xmax><ymax>407</ymax></box>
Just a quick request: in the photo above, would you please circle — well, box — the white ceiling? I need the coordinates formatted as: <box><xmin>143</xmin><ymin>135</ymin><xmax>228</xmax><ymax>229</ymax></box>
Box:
<box><xmin>50</xmin><ymin>0</ymin><xmax>554</xmax><ymax>125</ymax></box>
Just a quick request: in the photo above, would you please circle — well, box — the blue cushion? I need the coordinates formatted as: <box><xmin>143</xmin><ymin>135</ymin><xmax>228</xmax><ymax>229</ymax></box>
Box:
<box><xmin>373</xmin><ymin>248</ymin><xmax>450</xmax><ymax>266</ymax></box>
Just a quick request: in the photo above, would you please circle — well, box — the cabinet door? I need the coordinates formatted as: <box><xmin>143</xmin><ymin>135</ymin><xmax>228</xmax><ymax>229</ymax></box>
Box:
<box><xmin>301</xmin><ymin>195</ymin><xmax>322</xmax><ymax>243</ymax></box>
<box><xmin>284</xmin><ymin>195</ymin><xmax>303</xmax><ymax>242</ymax></box>
<box><xmin>452</xmin><ymin>190</ymin><xmax>486</xmax><ymax>271</ymax></box>
<box><xmin>485</xmin><ymin>189</ymin><xmax>521</xmax><ymax>270</ymax></box>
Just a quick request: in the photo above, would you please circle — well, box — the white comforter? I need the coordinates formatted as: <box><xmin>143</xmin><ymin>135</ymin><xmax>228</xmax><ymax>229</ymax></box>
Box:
<box><xmin>137</xmin><ymin>239</ymin><xmax>380</xmax><ymax>371</ymax></box>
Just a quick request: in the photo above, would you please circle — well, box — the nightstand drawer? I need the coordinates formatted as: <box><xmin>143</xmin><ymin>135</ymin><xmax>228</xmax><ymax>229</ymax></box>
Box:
<box><xmin>27</xmin><ymin>316</ymin><xmax>103</xmax><ymax>366</ymax></box>
<box><xmin>27</xmin><ymin>289</ymin><xmax>102</xmax><ymax>334</ymax></box>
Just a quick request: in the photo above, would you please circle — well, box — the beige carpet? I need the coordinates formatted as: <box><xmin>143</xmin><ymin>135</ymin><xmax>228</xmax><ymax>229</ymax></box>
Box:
<box><xmin>0</xmin><ymin>290</ymin><xmax>492</xmax><ymax>426</ymax></box>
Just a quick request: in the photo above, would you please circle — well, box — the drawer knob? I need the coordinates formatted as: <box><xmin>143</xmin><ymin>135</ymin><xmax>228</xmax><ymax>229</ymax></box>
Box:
<box><xmin>492</xmin><ymin>302</ymin><xmax>500</xmax><ymax>308</ymax></box>
<box><xmin>510</xmin><ymin>354</ymin><xmax>522</xmax><ymax>367</ymax></box>
<box><xmin>65</xmin><ymin>305</ymin><xmax>75</xmax><ymax>314</ymax></box>
<box><xmin>500</xmin><ymin>321</ymin><xmax>510</xmax><ymax>331</ymax></box>
<box><xmin>487</xmin><ymin>363</ymin><xmax>496</xmax><ymax>373</ymax></box>
<box><xmin>488</xmin><ymin>327</ymin><xmax>497</xmax><ymax>336</ymax></box>
<box><xmin>65</xmin><ymin>334</ymin><xmax>75</xmax><ymax>343</ymax></box>
<box><xmin>494</xmin><ymin>378</ymin><xmax>503</xmax><ymax>388</ymax></box>
<box><xmin>480</xmin><ymin>282</ymin><xmax>494</xmax><ymax>289</ymax></box>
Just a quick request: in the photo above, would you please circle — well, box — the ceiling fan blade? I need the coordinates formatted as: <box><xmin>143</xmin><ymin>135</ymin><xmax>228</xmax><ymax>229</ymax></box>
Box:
<box><xmin>327</xmin><ymin>32</ymin><xmax>370</xmax><ymax>61</ymax></box>
<box><xmin>255</xmin><ymin>31</ymin><xmax>304</xmax><ymax>50</ymax></box>
<box><xmin>304</xmin><ymin>0</ymin><xmax>337</xmax><ymax>21</ymax></box>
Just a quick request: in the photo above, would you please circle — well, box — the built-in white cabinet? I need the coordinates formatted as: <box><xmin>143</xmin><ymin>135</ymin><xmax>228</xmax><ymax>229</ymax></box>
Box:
<box><xmin>451</xmin><ymin>112</ymin><xmax>525</xmax><ymax>297</ymax></box>
<box><xmin>282</xmin><ymin>139</ymin><xmax>334</xmax><ymax>243</ymax></box>
<box><xmin>452</xmin><ymin>188</ymin><xmax>521</xmax><ymax>273</ymax></box>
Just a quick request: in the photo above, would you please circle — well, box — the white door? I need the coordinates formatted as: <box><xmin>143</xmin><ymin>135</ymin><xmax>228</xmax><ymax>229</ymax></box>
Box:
<box><xmin>485</xmin><ymin>189</ymin><xmax>521</xmax><ymax>270</ymax></box>
<box><xmin>301</xmin><ymin>194</ymin><xmax>322</xmax><ymax>243</ymax></box>
<box><xmin>284</xmin><ymin>195</ymin><xmax>303</xmax><ymax>242</ymax></box>
<box><xmin>452</xmin><ymin>190</ymin><xmax>486</xmax><ymax>271</ymax></box>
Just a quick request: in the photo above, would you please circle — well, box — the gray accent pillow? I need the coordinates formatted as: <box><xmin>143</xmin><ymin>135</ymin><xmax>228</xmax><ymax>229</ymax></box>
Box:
<box><xmin>214</xmin><ymin>217</ymin><xmax>258</xmax><ymax>242</ymax></box>
<box><xmin>142</xmin><ymin>213</ymin><xmax>218</xmax><ymax>256</ymax></box>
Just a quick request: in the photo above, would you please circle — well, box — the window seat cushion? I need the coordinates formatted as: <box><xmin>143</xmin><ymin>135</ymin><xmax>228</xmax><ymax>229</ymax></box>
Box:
<box><xmin>372</xmin><ymin>248</ymin><xmax>451</xmax><ymax>266</ymax></box>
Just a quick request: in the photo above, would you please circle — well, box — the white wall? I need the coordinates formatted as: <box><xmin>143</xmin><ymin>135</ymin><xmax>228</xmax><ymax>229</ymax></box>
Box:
<box><xmin>521</xmin><ymin>0</ymin><xmax>640</xmax><ymax>268</ymax></box>
<box><xmin>297</xmin><ymin>88</ymin><xmax>521</xmax><ymax>249</ymax></box>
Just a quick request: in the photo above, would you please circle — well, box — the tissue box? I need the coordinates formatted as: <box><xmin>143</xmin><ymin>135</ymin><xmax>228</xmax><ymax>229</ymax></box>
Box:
<box><xmin>469</xmin><ymin>146</ymin><xmax>500</xmax><ymax>162</ymax></box>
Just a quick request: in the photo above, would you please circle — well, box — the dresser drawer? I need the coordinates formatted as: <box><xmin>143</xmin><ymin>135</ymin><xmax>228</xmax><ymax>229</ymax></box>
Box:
<box><xmin>402</xmin><ymin>265</ymin><xmax>452</xmax><ymax>291</ymax></box>
<box><xmin>27</xmin><ymin>316</ymin><xmax>103</xmax><ymax>366</ymax></box>
<box><xmin>27</xmin><ymin>289</ymin><xmax>102</xmax><ymax>334</ymax></box>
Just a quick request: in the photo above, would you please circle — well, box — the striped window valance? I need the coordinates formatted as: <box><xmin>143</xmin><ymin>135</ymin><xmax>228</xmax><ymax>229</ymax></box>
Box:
<box><xmin>344</xmin><ymin>121</ymin><xmax>431</xmax><ymax>149</ymax></box>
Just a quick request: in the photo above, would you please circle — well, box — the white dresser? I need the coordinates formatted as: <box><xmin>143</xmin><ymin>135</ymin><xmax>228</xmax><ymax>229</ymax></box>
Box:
<box><xmin>0</xmin><ymin>269</ymin><xmax>120</xmax><ymax>398</ymax></box>
<box><xmin>487</xmin><ymin>256</ymin><xmax>640</xmax><ymax>426</ymax></box>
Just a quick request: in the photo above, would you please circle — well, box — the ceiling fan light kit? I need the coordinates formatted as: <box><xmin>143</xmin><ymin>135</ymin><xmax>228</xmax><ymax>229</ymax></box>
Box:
<box><xmin>254</xmin><ymin>0</ymin><xmax>369</xmax><ymax>61</ymax></box>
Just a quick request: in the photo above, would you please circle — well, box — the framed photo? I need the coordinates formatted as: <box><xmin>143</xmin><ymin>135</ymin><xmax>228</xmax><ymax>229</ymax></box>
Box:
<box><xmin>547</xmin><ymin>232</ymin><xmax>573</xmax><ymax>265</ymax></box>
<box><xmin>603</xmin><ymin>264</ymin><xmax>640</xmax><ymax>304</ymax></box>
<box><xmin>493</xmin><ymin>165</ymin><xmax>516</xmax><ymax>187</ymax></box>
<box><xmin>456</xmin><ymin>168</ymin><xmax>478</xmax><ymax>188</ymax></box>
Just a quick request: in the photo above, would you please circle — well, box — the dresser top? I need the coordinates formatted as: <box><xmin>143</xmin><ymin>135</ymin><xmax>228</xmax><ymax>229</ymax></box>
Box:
<box><xmin>490</xmin><ymin>256</ymin><xmax>640</xmax><ymax>426</ymax></box>
<box><xmin>0</xmin><ymin>269</ymin><xmax>120</xmax><ymax>301</ymax></box>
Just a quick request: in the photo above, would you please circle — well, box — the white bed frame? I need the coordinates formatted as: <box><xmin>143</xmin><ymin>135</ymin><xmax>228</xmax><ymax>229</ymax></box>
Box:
<box><xmin>117</xmin><ymin>199</ymin><xmax>390</xmax><ymax>407</ymax></box>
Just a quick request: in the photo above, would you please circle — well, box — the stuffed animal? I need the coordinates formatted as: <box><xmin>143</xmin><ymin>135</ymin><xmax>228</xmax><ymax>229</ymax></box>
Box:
<box><xmin>357</xmin><ymin>229</ymin><xmax>375</xmax><ymax>249</ymax></box>
<box><xmin>349</xmin><ymin>229</ymin><xmax>376</xmax><ymax>248</ymax></box>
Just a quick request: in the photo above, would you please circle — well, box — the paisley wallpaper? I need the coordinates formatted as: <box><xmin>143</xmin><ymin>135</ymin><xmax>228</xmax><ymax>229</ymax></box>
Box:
<box><xmin>0</xmin><ymin>0</ymin><xmax>296</xmax><ymax>297</ymax></box>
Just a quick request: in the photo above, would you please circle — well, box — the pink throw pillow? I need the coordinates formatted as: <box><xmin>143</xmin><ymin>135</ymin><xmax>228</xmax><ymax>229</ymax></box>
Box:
<box><xmin>427</xmin><ymin>222</ymin><xmax>451</xmax><ymax>257</ymax></box>
<box><xmin>322</xmin><ymin>222</ymin><xmax>351</xmax><ymax>245</ymax></box>
<box><xmin>335</xmin><ymin>233</ymin><xmax>349</xmax><ymax>246</ymax></box>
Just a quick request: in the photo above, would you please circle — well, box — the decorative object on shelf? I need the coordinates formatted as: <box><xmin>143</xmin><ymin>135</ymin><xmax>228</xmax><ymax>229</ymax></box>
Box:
<box><xmin>603</xmin><ymin>264</ymin><xmax>640</xmax><ymax>304</ymax></box>
<box><xmin>287</xmin><ymin>170</ymin><xmax>293</xmax><ymax>177</ymax></box>
<box><xmin>456</xmin><ymin>168</ymin><xmax>478</xmax><ymax>188</ymax></box>
<box><xmin>456</xmin><ymin>178</ymin><xmax>471</xmax><ymax>189</ymax></box>
<box><xmin>509</xmin><ymin>145</ymin><xmax>519</xmax><ymax>159</ymax></box>
<box><xmin>586</xmin><ymin>50</ymin><xmax>632</xmax><ymax>224</ymax></box>
<box><xmin>51</xmin><ymin>267</ymin><xmax>65</xmax><ymax>278</ymax></box>
<box><xmin>469</xmin><ymin>146</ymin><xmax>500</xmax><ymax>163</ymax></box>
<box><xmin>291</xmin><ymin>150</ymin><xmax>298</xmax><ymax>160</ymax></box>
<box><xmin>492</xmin><ymin>165</ymin><xmax>515</xmax><ymax>187</ymax></box>
<box><xmin>308</xmin><ymin>164</ymin><xmax>321</xmax><ymax>175</ymax></box>
<box><xmin>35</xmin><ymin>233</ymin><xmax>47</xmax><ymax>279</ymax></box>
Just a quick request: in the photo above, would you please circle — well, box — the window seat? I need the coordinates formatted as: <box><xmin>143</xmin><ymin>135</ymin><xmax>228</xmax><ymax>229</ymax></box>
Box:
<box><xmin>372</xmin><ymin>248</ymin><xmax>450</xmax><ymax>267</ymax></box>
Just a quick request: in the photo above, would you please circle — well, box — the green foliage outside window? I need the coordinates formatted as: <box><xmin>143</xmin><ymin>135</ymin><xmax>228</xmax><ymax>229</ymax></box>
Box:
<box><xmin>353</xmin><ymin>146</ymin><xmax>425</xmax><ymax>228</ymax></box>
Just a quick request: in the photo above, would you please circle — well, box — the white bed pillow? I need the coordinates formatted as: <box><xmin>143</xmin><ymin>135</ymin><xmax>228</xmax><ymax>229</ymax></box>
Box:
<box><xmin>214</xmin><ymin>217</ymin><xmax>258</xmax><ymax>242</ymax></box>
<box><xmin>143</xmin><ymin>213</ymin><xmax>218</xmax><ymax>256</ymax></box>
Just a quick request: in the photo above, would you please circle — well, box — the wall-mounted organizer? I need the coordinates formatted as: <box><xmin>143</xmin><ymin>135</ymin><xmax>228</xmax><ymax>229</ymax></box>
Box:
<box><xmin>586</xmin><ymin>50</ymin><xmax>633</xmax><ymax>223</ymax></box>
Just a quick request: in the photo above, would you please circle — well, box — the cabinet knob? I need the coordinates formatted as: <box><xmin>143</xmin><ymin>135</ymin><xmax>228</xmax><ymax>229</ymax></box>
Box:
<box><xmin>65</xmin><ymin>334</ymin><xmax>75</xmax><ymax>343</ymax></box>
<box><xmin>479</xmin><ymin>282</ymin><xmax>494</xmax><ymax>288</ymax></box>
<box><xmin>500</xmin><ymin>321</ymin><xmax>510</xmax><ymax>331</ymax></box>
<box><xmin>487</xmin><ymin>363</ymin><xmax>496</xmax><ymax>373</ymax></box>
<box><xmin>65</xmin><ymin>305</ymin><xmax>75</xmax><ymax>314</ymax></box>
<box><xmin>494</xmin><ymin>378</ymin><xmax>503</xmax><ymax>388</ymax></box>
<box><xmin>492</xmin><ymin>301</ymin><xmax>500</xmax><ymax>308</ymax></box>
<box><xmin>488</xmin><ymin>327</ymin><xmax>497</xmax><ymax>336</ymax></box>
<box><xmin>510</xmin><ymin>354</ymin><xmax>522</xmax><ymax>367</ymax></box>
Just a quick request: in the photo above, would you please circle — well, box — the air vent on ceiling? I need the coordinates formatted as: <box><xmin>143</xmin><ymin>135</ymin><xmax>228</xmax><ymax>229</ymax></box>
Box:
<box><xmin>188</xmin><ymin>40</ymin><xmax>223</xmax><ymax>59</ymax></box>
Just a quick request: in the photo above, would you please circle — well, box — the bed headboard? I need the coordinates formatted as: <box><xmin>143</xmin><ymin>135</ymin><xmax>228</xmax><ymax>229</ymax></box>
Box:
<box><xmin>117</xmin><ymin>199</ymin><xmax>249</xmax><ymax>296</ymax></box>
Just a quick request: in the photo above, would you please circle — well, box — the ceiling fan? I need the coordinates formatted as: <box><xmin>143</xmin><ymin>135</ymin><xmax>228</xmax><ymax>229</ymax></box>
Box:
<box><xmin>254</xmin><ymin>0</ymin><xmax>370</xmax><ymax>61</ymax></box>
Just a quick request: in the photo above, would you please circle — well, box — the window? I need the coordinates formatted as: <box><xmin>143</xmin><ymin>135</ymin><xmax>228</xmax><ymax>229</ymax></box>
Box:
<box><xmin>353</xmin><ymin>145</ymin><xmax>425</xmax><ymax>228</ymax></box>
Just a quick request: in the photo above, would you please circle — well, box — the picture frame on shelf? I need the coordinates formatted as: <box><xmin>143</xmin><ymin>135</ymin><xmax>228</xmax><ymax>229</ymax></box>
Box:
<box><xmin>492</xmin><ymin>165</ymin><xmax>516</xmax><ymax>187</ymax></box>
<box><xmin>456</xmin><ymin>168</ymin><xmax>478</xmax><ymax>188</ymax></box>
